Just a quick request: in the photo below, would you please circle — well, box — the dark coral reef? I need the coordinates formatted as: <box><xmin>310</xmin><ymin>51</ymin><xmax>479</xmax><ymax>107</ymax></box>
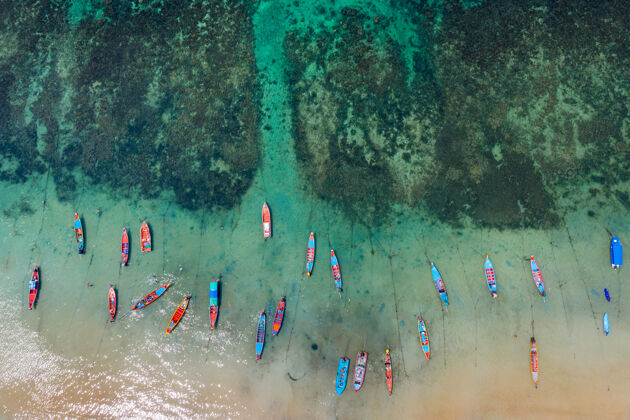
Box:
<box><xmin>0</xmin><ymin>0</ymin><xmax>259</xmax><ymax>210</ymax></box>
<box><xmin>284</xmin><ymin>1</ymin><xmax>630</xmax><ymax>228</ymax></box>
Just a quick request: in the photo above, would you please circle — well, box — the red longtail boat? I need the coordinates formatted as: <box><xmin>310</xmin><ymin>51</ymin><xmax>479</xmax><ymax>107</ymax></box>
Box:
<box><xmin>108</xmin><ymin>284</ymin><xmax>117</xmax><ymax>321</ymax></box>
<box><xmin>272</xmin><ymin>297</ymin><xmax>286</xmax><ymax>336</ymax></box>
<box><xmin>165</xmin><ymin>296</ymin><xmax>191</xmax><ymax>335</ymax></box>
<box><xmin>121</xmin><ymin>228</ymin><xmax>129</xmax><ymax>266</ymax></box>
<box><xmin>262</xmin><ymin>202</ymin><xmax>271</xmax><ymax>238</ymax></box>
<box><xmin>140</xmin><ymin>221</ymin><xmax>151</xmax><ymax>252</ymax></box>
<box><xmin>28</xmin><ymin>267</ymin><xmax>39</xmax><ymax>310</ymax></box>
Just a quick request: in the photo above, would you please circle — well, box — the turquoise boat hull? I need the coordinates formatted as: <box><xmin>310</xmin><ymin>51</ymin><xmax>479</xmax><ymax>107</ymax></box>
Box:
<box><xmin>336</xmin><ymin>357</ymin><xmax>349</xmax><ymax>395</ymax></box>
<box><xmin>431</xmin><ymin>263</ymin><xmax>449</xmax><ymax>306</ymax></box>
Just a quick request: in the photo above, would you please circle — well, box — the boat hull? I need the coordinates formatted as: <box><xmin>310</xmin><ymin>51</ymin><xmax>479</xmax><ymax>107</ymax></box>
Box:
<box><xmin>28</xmin><ymin>267</ymin><xmax>39</xmax><ymax>310</ymax></box>
<box><xmin>530</xmin><ymin>338</ymin><xmax>538</xmax><ymax>388</ymax></box>
<box><xmin>262</xmin><ymin>202</ymin><xmax>271</xmax><ymax>238</ymax></box>
<box><xmin>121</xmin><ymin>228</ymin><xmax>129</xmax><ymax>266</ymax></box>
<box><xmin>133</xmin><ymin>283</ymin><xmax>171</xmax><ymax>311</ymax></box>
<box><xmin>74</xmin><ymin>213</ymin><xmax>84</xmax><ymax>254</ymax></box>
<box><xmin>430</xmin><ymin>263</ymin><xmax>449</xmax><ymax>306</ymax></box>
<box><xmin>165</xmin><ymin>296</ymin><xmax>190</xmax><ymax>335</ymax></box>
<box><xmin>418</xmin><ymin>316</ymin><xmax>430</xmax><ymax>360</ymax></box>
<box><xmin>353</xmin><ymin>351</ymin><xmax>367</xmax><ymax>392</ymax></box>
<box><xmin>140</xmin><ymin>221</ymin><xmax>152</xmax><ymax>252</ymax></box>
<box><xmin>385</xmin><ymin>350</ymin><xmax>392</xmax><ymax>395</ymax></box>
<box><xmin>603</xmin><ymin>313</ymin><xmax>609</xmax><ymax>335</ymax></box>
<box><xmin>210</xmin><ymin>280</ymin><xmax>219</xmax><ymax>330</ymax></box>
<box><xmin>272</xmin><ymin>298</ymin><xmax>286</xmax><ymax>336</ymax></box>
<box><xmin>331</xmin><ymin>250</ymin><xmax>342</xmax><ymax>293</ymax></box>
<box><xmin>306</xmin><ymin>232</ymin><xmax>315</xmax><ymax>276</ymax></box>
<box><xmin>256</xmin><ymin>311</ymin><xmax>266</xmax><ymax>360</ymax></box>
<box><xmin>530</xmin><ymin>256</ymin><xmax>546</xmax><ymax>297</ymax></box>
<box><xmin>484</xmin><ymin>255</ymin><xmax>497</xmax><ymax>298</ymax></box>
<box><xmin>336</xmin><ymin>357</ymin><xmax>350</xmax><ymax>395</ymax></box>
<box><xmin>108</xmin><ymin>285</ymin><xmax>116</xmax><ymax>321</ymax></box>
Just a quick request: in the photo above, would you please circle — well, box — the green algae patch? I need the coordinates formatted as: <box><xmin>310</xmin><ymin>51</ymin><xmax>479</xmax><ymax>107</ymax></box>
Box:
<box><xmin>284</xmin><ymin>1</ymin><xmax>630</xmax><ymax>229</ymax></box>
<box><xmin>0</xmin><ymin>1</ymin><xmax>259</xmax><ymax>211</ymax></box>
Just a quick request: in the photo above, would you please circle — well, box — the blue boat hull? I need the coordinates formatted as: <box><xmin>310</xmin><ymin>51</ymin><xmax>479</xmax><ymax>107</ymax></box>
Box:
<box><xmin>603</xmin><ymin>313</ymin><xmax>609</xmax><ymax>335</ymax></box>
<box><xmin>431</xmin><ymin>263</ymin><xmax>449</xmax><ymax>306</ymax></box>
<box><xmin>336</xmin><ymin>358</ymin><xmax>349</xmax><ymax>395</ymax></box>
<box><xmin>611</xmin><ymin>237</ymin><xmax>622</xmax><ymax>268</ymax></box>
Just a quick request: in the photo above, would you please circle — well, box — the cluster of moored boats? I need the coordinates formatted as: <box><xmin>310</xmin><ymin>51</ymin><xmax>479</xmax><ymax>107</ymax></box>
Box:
<box><xmin>25</xmin><ymin>205</ymin><xmax>623</xmax><ymax>394</ymax></box>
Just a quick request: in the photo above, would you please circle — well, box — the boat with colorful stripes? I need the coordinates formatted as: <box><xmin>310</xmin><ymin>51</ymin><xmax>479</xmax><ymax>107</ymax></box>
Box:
<box><xmin>209</xmin><ymin>279</ymin><xmax>219</xmax><ymax>330</ymax></box>
<box><xmin>484</xmin><ymin>254</ymin><xmax>497</xmax><ymax>298</ymax></box>
<box><xmin>603</xmin><ymin>312</ymin><xmax>609</xmax><ymax>335</ymax></box>
<box><xmin>611</xmin><ymin>236</ymin><xmax>622</xmax><ymax>269</ymax></box>
<box><xmin>121</xmin><ymin>228</ymin><xmax>129</xmax><ymax>266</ymax></box>
<box><xmin>430</xmin><ymin>262</ymin><xmax>449</xmax><ymax>306</ymax></box>
<box><xmin>417</xmin><ymin>316</ymin><xmax>430</xmax><ymax>360</ymax></box>
<box><xmin>530</xmin><ymin>256</ymin><xmax>546</xmax><ymax>297</ymax></box>
<box><xmin>262</xmin><ymin>202</ymin><xmax>271</xmax><ymax>238</ymax></box>
<box><xmin>28</xmin><ymin>266</ymin><xmax>39</xmax><ymax>310</ymax></box>
<box><xmin>336</xmin><ymin>357</ymin><xmax>350</xmax><ymax>395</ymax></box>
<box><xmin>140</xmin><ymin>221</ymin><xmax>151</xmax><ymax>252</ymax></box>
<box><xmin>256</xmin><ymin>311</ymin><xmax>266</xmax><ymax>360</ymax></box>
<box><xmin>108</xmin><ymin>284</ymin><xmax>116</xmax><ymax>321</ymax></box>
<box><xmin>119</xmin><ymin>283</ymin><xmax>172</xmax><ymax>320</ymax></box>
<box><xmin>272</xmin><ymin>297</ymin><xmax>286</xmax><ymax>336</ymax></box>
<box><xmin>306</xmin><ymin>232</ymin><xmax>315</xmax><ymax>276</ymax></box>
<box><xmin>353</xmin><ymin>351</ymin><xmax>367</xmax><ymax>392</ymax></box>
<box><xmin>384</xmin><ymin>349</ymin><xmax>392</xmax><ymax>395</ymax></box>
<box><xmin>331</xmin><ymin>249</ymin><xmax>342</xmax><ymax>293</ymax></box>
<box><xmin>530</xmin><ymin>337</ymin><xmax>538</xmax><ymax>388</ymax></box>
<box><xmin>74</xmin><ymin>213</ymin><xmax>84</xmax><ymax>254</ymax></box>
<box><xmin>165</xmin><ymin>295</ymin><xmax>190</xmax><ymax>335</ymax></box>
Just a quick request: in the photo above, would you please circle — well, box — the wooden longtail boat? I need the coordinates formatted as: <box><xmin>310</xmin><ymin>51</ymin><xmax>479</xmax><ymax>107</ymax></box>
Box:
<box><xmin>108</xmin><ymin>284</ymin><xmax>116</xmax><ymax>321</ymax></box>
<box><xmin>121</xmin><ymin>228</ymin><xmax>129</xmax><ymax>266</ymax></box>
<box><xmin>256</xmin><ymin>311</ymin><xmax>266</xmax><ymax>360</ymax></box>
<box><xmin>336</xmin><ymin>357</ymin><xmax>350</xmax><ymax>395</ymax></box>
<box><xmin>353</xmin><ymin>351</ymin><xmax>367</xmax><ymax>392</ymax></box>
<box><xmin>385</xmin><ymin>349</ymin><xmax>393</xmax><ymax>395</ymax></box>
<box><xmin>262</xmin><ymin>202</ymin><xmax>271</xmax><ymax>238</ymax></box>
<box><xmin>430</xmin><ymin>262</ymin><xmax>449</xmax><ymax>306</ymax></box>
<box><xmin>165</xmin><ymin>296</ymin><xmax>191</xmax><ymax>335</ymax></box>
<box><xmin>140</xmin><ymin>221</ymin><xmax>151</xmax><ymax>252</ymax></box>
<box><xmin>306</xmin><ymin>232</ymin><xmax>315</xmax><ymax>276</ymax></box>
<box><xmin>530</xmin><ymin>256</ymin><xmax>546</xmax><ymax>297</ymax></box>
<box><xmin>611</xmin><ymin>236</ymin><xmax>622</xmax><ymax>269</ymax></box>
<box><xmin>272</xmin><ymin>297</ymin><xmax>286</xmax><ymax>337</ymax></box>
<box><xmin>418</xmin><ymin>316</ymin><xmax>430</xmax><ymax>360</ymax></box>
<box><xmin>209</xmin><ymin>279</ymin><xmax>219</xmax><ymax>330</ymax></box>
<box><xmin>28</xmin><ymin>266</ymin><xmax>39</xmax><ymax>310</ymax></box>
<box><xmin>484</xmin><ymin>254</ymin><xmax>497</xmax><ymax>298</ymax></box>
<box><xmin>119</xmin><ymin>283</ymin><xmax>172</xmax><ymax>320</ymax></box>
<box><xmin>530</xmin><ymin>337</ymin><xmax>538</xmax><ymax>388</ymax></box>
<box><xmin>603</xmin><ymin>312</ymin><xmax>609</xmax><ymax>335</ymax></box>
<box><xmin>74</xmin><ymin>213</ymin><xmax>84</xmax><ymax>254</ymax></box>
<box><xmin>331</xmin><ymin>249</ymin><xmax>342</xmax><ymax>293</ymax></box>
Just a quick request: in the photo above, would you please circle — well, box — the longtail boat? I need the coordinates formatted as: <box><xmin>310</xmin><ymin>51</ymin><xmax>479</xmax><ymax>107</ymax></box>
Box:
<box><xmin>28</xmin><ymin>266</ymin><xmax>39</xmax><ymax>310</ymax></box>
<box><xmin>165</xmin><ymin>295</ymin><xmax>191</xmax><ymax>335</ymax></box>
<box><xmin>74</xmin><ymin>213</ymin><xmax>84</xmax><ymax>254</ymax></box>
<box><xmin>108</xmin><ymin>284</ymin><xmax>117</xmax><ymax>321</ymax></box>
<box><xmin>140</xmin><ymin>221</ymin><xmax>151</xmax><ymax>252</ymax></box>
<box><xmin>306</xmin><ymin>232</ymin><xmax>315</xmax><ymax>276</ymax></box>
<box><xmin>530</xmin><ymin>337</ymin><xmax>538</xmax><ymax>388</ymax></box>
<box><xmin>484</xmin><ymin>254</ymin><xmax>497</xmax><ymax>298</ymax></box>
<box><xmin>121</xmin><ymin>228</ymin><xmax>129</xmax><ymax>266</ymax></box>
<box><xmin>256</xmin><ymin>311</ymin><xmax>266</xmax><ymax>360</ymax></box>
<box><xmin>430</xmin><ymin>262</ymin><xmax>449</xmax><ymax>306</ymax></box>
<box><xmin>530</xmin><ymin>256</ymin><xmax>546</xmax><ymax>297</ymax></box>
<box><xmin>336</xmin><ymin>357</ymin><xmax>350</xmax><ymax>395</ymax></box>
<box><xmin>353</xmin><ymin>351</ymin><xmax>367</xmax><ymax>392</ymax></box>
<box><xmin>604</xmin><ymin>288</ymin><xmax>611</xmax><ymax>302</ymax></box>
<box><xmin>331</xmin><ymin>249</ymin><xmax>342</xmax><ymax>293</ymax></box>
<box><xmin>262</xmin><ymin>202</ymin><xmax>271</xmax><ymax>238</ymax></box>
<box><xmin>385</xmin><ymin>349</ymin><xmax>393</xmax><ymax>395</ymax></box>
<box><xmin>272</xmin><ymin>297</ymin><xmax>286</xmax><ymax>337</ymax></box>
<box><xmin>418</xmin><ymin>316</ymin><xmax>430</xmax><ymax>360</ymax></box>
<box><xmin>119</xmin><ymin>283</ymin><xmax>172</xmax><ymax>320</ymax></box>
<box><xmin>603</xmin><ymin>312</ymin><xmax>609</xmax><ymax>335</ymax></box>
<box><xmin>209</xmin><ymin>279</ymin><xmax>219</xmax><ymax>330</ymax></box>
<box><xmin>611</xmin><ymin>236</ymin><xmax>622</xmax><ymax>269</ymax></box>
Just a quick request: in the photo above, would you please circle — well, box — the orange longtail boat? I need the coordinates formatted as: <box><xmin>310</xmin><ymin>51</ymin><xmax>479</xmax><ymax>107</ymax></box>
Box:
<box><xmin>108</xmin><ymin>284</ymin><xmax>117</xmax><ymax>321</ymax></box>
<box><xmin>121</xmin><ymin>228</ymin><xmax>129</xmax><ymax>266</ymax></box>
<box><xmin>140</xmin><ymin>221</ymin><xmax>152</xmax><ymax>252</ymax></box>
<box><xmin>272</xmin><ymin>297</ymin><xmax>286</xmax><ymax>336</ymax></box>
<box><xmin>165</xmin><ymin>296</ymin><xmax>191</xmax><ymax>335</ymax></box>
<box><xmin>385</xmin><ymin>349</ymin><xmax>393</xmax><ymax>395</ymax></box>
<box><xmin>262</xmin><ymin>202</ymin><xmax>271</xmax><ymax>238</ymax></box>
<box><xmin>530</xmin><ymin>337</ymin><xmax>538</xmax><ymax>388</ymax></box>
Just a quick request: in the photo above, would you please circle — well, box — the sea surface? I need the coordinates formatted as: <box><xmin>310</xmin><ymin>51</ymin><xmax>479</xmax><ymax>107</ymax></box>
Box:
<box><xmin>1</xmin><ymin>1</ymin><xmax>630</xmax><ymax>418</ymax></box>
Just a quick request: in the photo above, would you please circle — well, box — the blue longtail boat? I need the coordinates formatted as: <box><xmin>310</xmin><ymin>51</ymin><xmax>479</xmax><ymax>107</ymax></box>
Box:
<box><xmin>418</xmin><ymin>316</ymin><xmax>430</xmax><ymax>360</ymax></box>
<box><xmin>604</xmin><ymin>288</ymin><xmax>611</xmax><ymax>302</ymax></box>
<box><xmin>484</xmin><ymin>255</ymin><xmax>497</xmax><ymax>298</ymax></box>
<box><xmin>119</xmin><ymin>283</ymin><xmax>172</xmax><ymax>320</ymax></box>
<box><xmin>306</xmin><ymin>232</ymin><xmax>315</xmax><ymax>276</ymax></box>
<box><xmin>611</xmin><ymin>236</ymin><xmax>622</xmax><ymax>269</ymax></box>
<box><xmin>74</xmin><ymin>213</ymin><xmax>84</xmax><ymax>254</ymax></box>
<box><xmin>603</xmin><ymin>312</ymin><xmax>609</xmax><ymax>335</ymax></box>
<box><xmin>331</xmin><ymin>249</ymin><xmax>342</xmax><ymax>293</ymax></box>
<box><xmin>530</xmin><ymin>256</ymin><xmax>546</xmax><ymax>297</ymax></box>
<box><xmin>430</xmin><ymin>263</ymin><xmax>449</xmax><ymax>306</ymax></box>
<box><xmin>209</xmin><ymin>279</ymin><xmax>219</xmax><ymax>330</ymax></box>
<box><xmin>256</xmin><ymin>311</ymin><xmax>266</xmax><ymax>360</ymax></box>
<box><xmin>335</xmin><ymin>357</ymin><xmax>350</xmax><ymax>395</ymax></box>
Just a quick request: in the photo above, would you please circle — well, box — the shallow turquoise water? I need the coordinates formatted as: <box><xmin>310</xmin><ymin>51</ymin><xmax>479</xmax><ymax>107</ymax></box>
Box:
<box><xmin>1</xmin><ymin>0</ymin><xmax>630</xmax><ymax>418</ymax></box>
